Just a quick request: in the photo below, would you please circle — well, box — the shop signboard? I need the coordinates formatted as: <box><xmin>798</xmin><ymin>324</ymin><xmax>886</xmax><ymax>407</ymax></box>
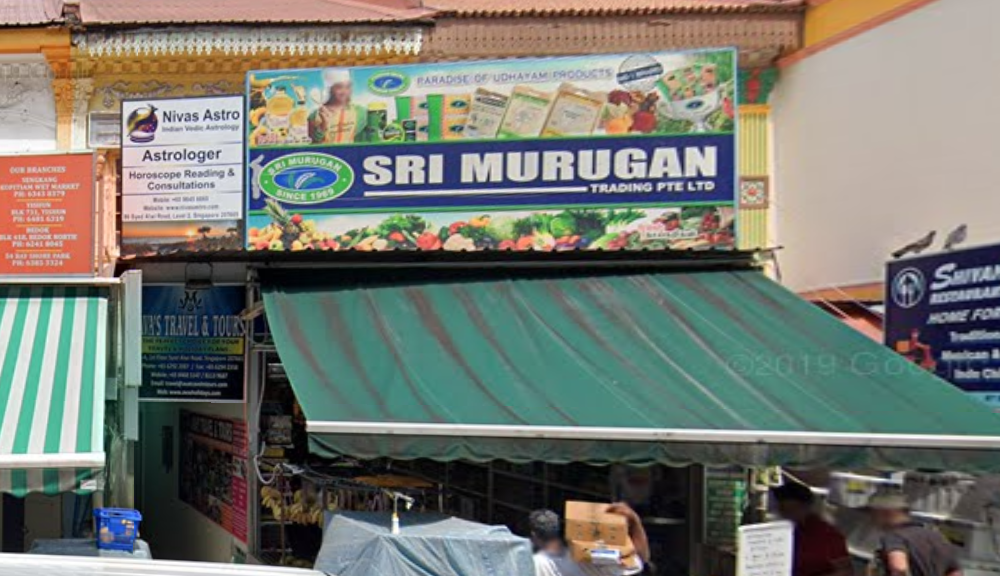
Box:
<box><xmin>885</xmin><ymin>244</ymin><xmax>1000</xmax><ymax>410</ymax></box>
<box><xmin>141</xmin><ymin>285</ymin><xmax>246</xmax><ymax>402</ymax></box>
<box><xmin>121</xmin><ymin>95</ymin><xmax>244</xmax><ymax>257</ymax></box>
<box><xmin>179</xmin><ymin>410</ymin><xmax>249</xmax><ymax>543</ymax></box>
<box><xmin>246</xmin><ymin>49</ymin><xmax>737</xmax><ymax>253</ymax></box>
<box><xmin>704</xmin><ymin>468</ymin><xmax>747</xmax><ymax>549</ymax></box>
<box><xmin>737</xmin><ymin>521</ymin><xmax>793</xmax><ymax>576</ymax></box>
<box><xmin>0</xmin><ymin>153</ymin><xmax>94</xmax><ymax>276</ymax></box>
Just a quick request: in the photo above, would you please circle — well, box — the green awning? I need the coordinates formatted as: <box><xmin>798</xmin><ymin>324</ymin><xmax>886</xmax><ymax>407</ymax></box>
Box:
<box><xmin>261</xmin><ymin>269</ymin><xmax>1000</xmax><ymax>471</ymax></box>
<box><xmin>0</xmin><ymin>287</ymin><xmax>107</xmax><ymax>496</ymax></box>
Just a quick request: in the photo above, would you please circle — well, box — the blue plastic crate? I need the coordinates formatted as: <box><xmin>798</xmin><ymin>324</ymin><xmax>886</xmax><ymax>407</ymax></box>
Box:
<box><xmin>94</xmin><ymin>508</ymin><xmax>142</xmax><ymax>552</ymax></box>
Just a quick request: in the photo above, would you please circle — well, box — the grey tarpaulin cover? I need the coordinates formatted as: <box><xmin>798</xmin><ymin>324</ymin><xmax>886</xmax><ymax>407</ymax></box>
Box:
<box><xmin>314</xmin><ymin>512</ymin><xmax>534</xmax><ymax>576</ymax></box>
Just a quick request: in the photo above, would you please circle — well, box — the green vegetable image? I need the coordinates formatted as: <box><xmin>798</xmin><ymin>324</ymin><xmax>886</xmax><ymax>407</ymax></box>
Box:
<box><xmin>375</xmin><ymin>214</ymin><xmax>428</xmax><ymax>238</ymax></box>
<box><xmin>485</xmin><ymin>216</ymin><xmax>518</xmax><ymax>241</ymax></box>
<box><xmin>590</xmin><ymin>232</ymin><xmax>621</xmax><ymax>250</ymax></box>
<box><xmin>549</xmin><ymin>213</ymin><xmax>576</xmax><ymax>239</ymax></box>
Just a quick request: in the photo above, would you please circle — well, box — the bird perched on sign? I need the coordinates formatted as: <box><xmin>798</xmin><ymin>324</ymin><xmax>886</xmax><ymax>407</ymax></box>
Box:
<box><xmin>943</xmin><ymin>224</ymin><xmax>968</xmax><ymax>251</ymax></box>
<box><xmin>891</xmin><ymin>231</ymin><xmax>936</xmax><ymax>259</ymax></box>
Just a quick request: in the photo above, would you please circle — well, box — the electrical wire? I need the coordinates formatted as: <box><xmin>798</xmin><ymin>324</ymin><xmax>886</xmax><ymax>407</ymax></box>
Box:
<box><xmin>985</xmin><ymin>503</ymin><xmax>1000</xmax><ymax>560</ymax></box>
<box><xmin>253</xmin><ymin>357</ymin><xmax>285</xmax><ymax>486</ymax></box>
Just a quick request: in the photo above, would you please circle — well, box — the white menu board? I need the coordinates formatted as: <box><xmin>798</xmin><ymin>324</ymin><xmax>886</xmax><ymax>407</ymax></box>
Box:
<box><xmin>737</xmin><ymin>521</ymin><xmax>793</xmax><ymax>576</ymax></box>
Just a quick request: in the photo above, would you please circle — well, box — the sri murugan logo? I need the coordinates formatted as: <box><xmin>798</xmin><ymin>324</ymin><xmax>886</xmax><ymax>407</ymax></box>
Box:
<box><xmin>258</xmin><ymin>152</ymin><xmax>355</xmax><ymax>204</ymax></box>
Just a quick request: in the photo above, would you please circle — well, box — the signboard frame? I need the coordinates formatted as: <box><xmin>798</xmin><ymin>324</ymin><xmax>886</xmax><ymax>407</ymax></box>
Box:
<box><xmin>140</xmin><ymin>282</ymin><xmax>247</xmax><ymax>403</ymax></box>
<box><xmin>884</xmin><ymin>243</ymin><xmax>1000</xmax><ymax>410</ymax></box>
<box><xmin>120</xmin><ymin>94</ymin><xmax>246</xmax><ymax>257</ymax></box>
<box><xmin>0</xmin><ymin>151</ymin><xmax>96</xmax><ymax>278</ymax></box>
<box><xmin>245</xmin><ymin>49</ymin><xmax>739</xmax><ymax>255</ymax></box>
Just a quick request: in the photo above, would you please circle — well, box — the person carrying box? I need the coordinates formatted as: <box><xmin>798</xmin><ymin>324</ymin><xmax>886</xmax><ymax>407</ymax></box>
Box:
<box><xmin>530</xmin><ymin>503</ymin><xmax>650</xmax><ymax>576</ymax></box>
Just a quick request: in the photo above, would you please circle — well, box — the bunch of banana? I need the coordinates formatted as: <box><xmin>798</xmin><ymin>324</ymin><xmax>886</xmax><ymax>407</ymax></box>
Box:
<box><xmin>284</xmin><ymin>490</ymin><xmax>324</xmax><ymax>525</ymax></box>
<box><xmin>261</xmin><ymin>486</ymin><xmax>288</xmax><ymax>520</ymax></box>
<box><xmin>261</xmin><ymin>486</ymin><xmax>282</xmax><ymax>509</ymax></box>
<box><xmin>280</xmin><ymin>557</ymin><xmax>314</xmax><ymax>569</ymax></box>
<box><xmin>307</xmin><ymin>506</ymin><xmax>324</xmax><ymax>526</ymax></box>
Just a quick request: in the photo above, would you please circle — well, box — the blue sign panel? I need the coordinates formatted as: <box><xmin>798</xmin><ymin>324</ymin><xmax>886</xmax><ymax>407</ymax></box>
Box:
<box><xmin>885</xmin><ymin>244</ymin><xmax>1000</xmax><ymax>410</ymax></box>
<box><xmin>141</xmin><ymin>285</ymin><xmax>246</xmax><ymax>401</ymax></box>
<box><xmin>247</xmin><ymin>134</ymin><xmax>735</xmax><ymax>212</ymax></box>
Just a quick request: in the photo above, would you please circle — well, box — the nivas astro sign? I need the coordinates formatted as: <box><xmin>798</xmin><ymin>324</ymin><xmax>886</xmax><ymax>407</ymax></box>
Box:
<box><xmin>246</xmin><ymin>50</ymin><xmax>738</xmax><ymax>254</ymax></box>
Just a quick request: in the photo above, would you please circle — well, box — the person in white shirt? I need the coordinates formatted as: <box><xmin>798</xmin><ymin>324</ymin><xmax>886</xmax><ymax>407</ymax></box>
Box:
<box><xmin>530</xmin><ymin>505</ymin><xmax>650</xmax><ymax>576</ymax></box>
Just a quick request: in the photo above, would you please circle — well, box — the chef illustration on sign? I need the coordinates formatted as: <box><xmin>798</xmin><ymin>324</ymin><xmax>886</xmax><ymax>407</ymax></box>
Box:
<box><xmin>896</xmin><ymin>328</ymin><xmax>936</xmax><ymax>371</ymax></box>
<box><xmin>309</xmin><ymin>69</ymin><xmax>367</xmax><ymax>145</ymax></box>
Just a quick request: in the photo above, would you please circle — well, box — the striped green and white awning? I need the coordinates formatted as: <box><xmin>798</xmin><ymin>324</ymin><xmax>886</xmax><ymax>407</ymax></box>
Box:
<box><xmin>0</xmin><ymin>286</ymin><xmax>107</xmax><ymax>496</ymax></box>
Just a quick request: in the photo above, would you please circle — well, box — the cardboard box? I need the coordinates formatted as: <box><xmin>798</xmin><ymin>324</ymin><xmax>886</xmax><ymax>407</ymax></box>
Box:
<box><xmin>569</xmin><ymin>540</ymin><xmax>640</xmax><ymax>571</ymax></box>
<box><xmin>565</xmin><ymin>501</ymin><xmax>630</xmax><ymax>546</ymax></box>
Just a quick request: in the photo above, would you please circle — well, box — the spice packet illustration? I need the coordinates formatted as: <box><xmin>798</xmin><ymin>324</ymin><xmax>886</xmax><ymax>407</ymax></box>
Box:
<box><xmin>497</xmin><ymin>85</ymin><xmax>553</xmax><ymax>139</ymax></box>
<box><xmin>541</xmin><ymin>83</ymin><xmax>605</xmax><ymax>137</ymax></box>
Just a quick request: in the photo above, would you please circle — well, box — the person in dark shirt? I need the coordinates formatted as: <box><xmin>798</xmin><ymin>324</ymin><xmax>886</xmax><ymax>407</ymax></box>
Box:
<box><xmin>868</xmin><ymin>492</ymin><xmax>961</xmax><ymax>576</ymax></box>
<box><xmin>772</xmin><ymin>482</ymin><xmax>851</xmax><ymax>576</ymax></box>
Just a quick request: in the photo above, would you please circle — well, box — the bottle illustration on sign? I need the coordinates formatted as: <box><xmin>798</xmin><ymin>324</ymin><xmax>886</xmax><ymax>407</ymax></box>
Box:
<box><xmin>126</xmin><ymin>105</ymin><xmax>159</xmax><ymax>143</ymax></box>
<box><xmin>249</xmin><ymin>155</ymin><xmax>265</xmax><ymax>200</ymax></box>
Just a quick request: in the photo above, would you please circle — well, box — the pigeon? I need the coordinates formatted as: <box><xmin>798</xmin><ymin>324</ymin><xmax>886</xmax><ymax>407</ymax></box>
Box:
<box><xmin>943</xmin><ymin>224</ymin><xmax>967</xmax><ymax>251</ymax></box>
<box><xmin>891</xmin><ymin>231</ymin><xmax>936</xmax><ymax>259</ymax></box>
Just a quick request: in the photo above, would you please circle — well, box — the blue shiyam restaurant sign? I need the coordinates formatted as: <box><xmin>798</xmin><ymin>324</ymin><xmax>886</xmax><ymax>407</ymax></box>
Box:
<box><xmin>885</xmin><ymin>243</ymin><xmax>1000</xmax><ymax>410</ymax></box>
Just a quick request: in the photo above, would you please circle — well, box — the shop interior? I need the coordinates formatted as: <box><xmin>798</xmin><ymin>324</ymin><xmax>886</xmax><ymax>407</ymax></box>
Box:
<box><xmin>254</xmin><ymin>352</ymin><xmax>700</xmax><ymax>574</ymax></box>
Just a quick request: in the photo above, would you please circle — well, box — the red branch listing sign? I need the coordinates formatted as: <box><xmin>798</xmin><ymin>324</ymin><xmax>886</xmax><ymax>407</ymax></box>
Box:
<box><xmin>0</xmin><ymin>153</ymin><xmax>94</xmax><ymax>276</ymax></box>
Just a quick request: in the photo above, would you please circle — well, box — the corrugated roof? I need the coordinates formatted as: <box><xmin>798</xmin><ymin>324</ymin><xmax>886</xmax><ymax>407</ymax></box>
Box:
<box><xmin>800</xmin><ymin>281</ymin><xmax>884</xmax><ymax>303</ymax></box>
<box><xmin>79</xmin><ymin>0</ymin><xmax>433</xmax><ymax>25</ymax></box>
<box><xmin>427</xmin><ymin>0</ymin><xmax>804</xmax><ymax>17</ymax></box>
<box><xmin>0</xmin><ymin>0</ymin><xmax>63</xmax><ymax>26</ymax></box>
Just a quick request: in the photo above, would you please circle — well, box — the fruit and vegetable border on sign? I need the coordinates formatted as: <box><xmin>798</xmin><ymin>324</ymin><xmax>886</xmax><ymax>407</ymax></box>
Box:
<box><xmin>246</xmin><ymin>49</ymin><xmax>738</xmax><ymax>253</ymax></box>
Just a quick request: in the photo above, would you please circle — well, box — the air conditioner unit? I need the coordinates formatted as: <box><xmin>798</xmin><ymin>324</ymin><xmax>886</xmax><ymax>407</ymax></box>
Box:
<box><xmin>88</xmin><ymin>112</ymin><xmax>121</xmax><ymax>149</ymax></box>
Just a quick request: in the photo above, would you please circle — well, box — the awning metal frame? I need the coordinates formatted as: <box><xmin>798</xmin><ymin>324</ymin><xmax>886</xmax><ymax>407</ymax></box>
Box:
<box><xmin>308</xmin><ymin>421</ymin><xmax>1000</xmax><ymax>451</ymax></box>
<box><xmin>0</xmin><ymin>452</ymin><xmax>105</xmax><ymax>470</ymax></box>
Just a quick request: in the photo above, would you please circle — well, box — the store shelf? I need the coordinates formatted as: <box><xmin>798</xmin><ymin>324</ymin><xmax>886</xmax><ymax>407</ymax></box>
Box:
<box><xmin>642</xmin><ymin>516</ymin><xmax>686</xmax><ymax>527</ymax></box>
<box><xmin>449</xmin><ymin>484</ymin><xmax>489</xmax><ymax>500</ymax></box>
<box><xmin>852</xmin><ymin>545</ymin><xmax>1000</xmax><ymax>575</ymax></box>
<box><xmin>471</xmin><ymin>463</ymin><xmax>608</xmax><ymax>501</ymax></box>
<box><xmin>494</xmin><ymin>499</ymin><xmax>532</xmax><ymax>514</ymax></box>
<box><xmin>912</xmin><ymin>509</ymin><xmax>984</xmax><ymax>527</ymax></box>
